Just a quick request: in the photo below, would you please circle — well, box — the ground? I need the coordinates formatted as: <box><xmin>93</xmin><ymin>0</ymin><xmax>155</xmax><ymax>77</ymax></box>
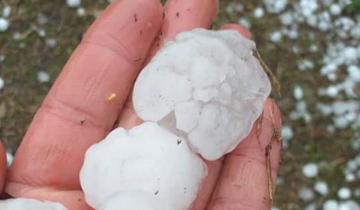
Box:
<box><xmin>0</xmin><ymin>0</ymin><xmax>359</xmax><ymax>209</ymax></box>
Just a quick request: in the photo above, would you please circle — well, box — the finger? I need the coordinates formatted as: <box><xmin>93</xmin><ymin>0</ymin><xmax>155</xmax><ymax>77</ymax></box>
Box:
<box><xmin>118</xmin><ymin>0</ymin><xmax>218</xmax><ymax>128</ymax></box>
<box><xmin>191</xmin><ymin>23</ymin><xmax>252</xmax><ymax>210</ymax></box>
<box><xmin>0</xmin><ymin>142</ymin><xmax>6</xmax><ymax>194</ymax></box>
<box><xmin>208</xmin><ymin>99</ymin><xmax>282</xmax><ymax>210</ymax></box>
<box><xmin>6</xmin><ymin>0</ymin><xmax>163</xmax><ymax>209</ymax></box>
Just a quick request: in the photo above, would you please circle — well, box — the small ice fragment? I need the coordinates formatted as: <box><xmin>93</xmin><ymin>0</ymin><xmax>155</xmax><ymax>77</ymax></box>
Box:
<box><xmin>2</xmin><ymin>6</ymin><xmax>11</xmax><ymax>18</ymax></box>
<box><xmin>133</xmin><ymin>29</ymin><xmax>270</xmax><ymax>160</ymax></box>
<box><xmin>77</xmin><ymin>7</ymin><xmax>86</xmax><ymax>16</ymax></box>
<box><xmin>326</xmin><ymin>86</ymin><xmax>339</xmax><ymax>98</ymax></box>
<box><xmin>299</xmin><ymin>187</ymin><xmax>315</xmax><ymax>201</ymax></box>
<box><xmin>253</xmin><ymin>7</ymin><xmax>265</xmax><ymax>18</ymax></box>
<box><xmin>314</xmin><ymin>181</ymin><xmax>328</xmax><ymax>195</ymax></box>
<box><xmin>37</xmin><ymin>29</ymin><xmax>46</xmax><ymax>37</ymax></box>
<box><xmin>264</xmin><ymin>0</ymin><xmax>288</xmax><ymax>13</ymax></box>
<box><xmin>330</xmin><ymin>4</ymin><xmax>341</xmax><ymax>15</ymax></box>
<box><xmin>238</xmin><ymin>18</ymin><xmax>251</xmax><ymax>29</ymax></box>
<box><xmin>270</xmin><ymin>31</ymin><xmax>282</xmax><ymax>43</ymax></box>
<box><xmin>80</xmin><ymin>122</ymin><xmax>207</xmax><ymax>210</ymax></box>
<box><xmin>6</xmin><ymin>151</ymin><xmax>13</xmax><ymax>166</ymax></box>
<box><xmin>0</xmin><ymin>18</ymin><xmax>9</xmax><ymax>32</ymax></box>
<box><xmin>348</xmin><ymin>65</ymin><xmax>360</xmax><ymax>82</ymax></box>
<box><xmin>37</xmin><ymin>71</ymin><xmax>50</xmax><ymax>83</ymax></box>
<box><xmin>0</xmin><ymin>198</ymin><xmax>67</xmax><ymax>210</ymax></box>
<box><xmin>345</xmin><ymin>173</ymin><xmax>355</xmax><ymax>182</ymax></box>
<box><xmin>0</xmin><ymin>77</ymin><xmax>4</xmax><ymax>90</ymax></box>
<box><xmin>338</xmin><ymin>200</ymin><xmax>360</xmax><ymax>210</ymax></box>
<box><xmin>323</xmin><ymin>200</ymin><xmax>339</xmax><ymax>210</ymax></box>
<box><xmin>293</xmin><ymin>85</ymin><xmax>304</xmax><ymax>100</ymax></box>
<box><xmin>280</xmin><ymin>12</ymin><xmax>293</xmax><ymax>25</ymax></box>
<box><xmin>66</xmin><ymin>0</ymin><xmax>81</xmax><ymax>8</ymax></box>
<box><xmin>303</xmin><ymin>163</ymin><xmax>318</xmax><ymax>178</ymax></box>
<box><xmin>281</xmin><ymin>126</ymin><xmax>293</xmax><ymax>141</ymax></box>
<box><xmin>338</xmin><ymin>187</ymin><xmax>352</xmax><ymax>199</ymax></box>
<box><xmin>46</xmin><ymin>38</ymin><xmax>57</xmax><ymax>48</ymax></box>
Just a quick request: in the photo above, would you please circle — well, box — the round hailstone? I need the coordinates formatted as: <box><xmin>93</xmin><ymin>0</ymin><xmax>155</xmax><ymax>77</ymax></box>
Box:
<box><xmin>2</xmin><ymin>6</ymin><xmax>11</xmax><ymax>18</ymax></box>
<box><xmin>0</xmin><ymin>198</ymin><xmax>67</xmax><ymax>210</ymax></box>
<box><xmin>133</xmin><ymin>29</ymin><xmax>271</xmax><ymax>160</ymax></box>
<box><xmin>37</xmin><ymin>71</ymin><xmax>50</xmax><ymax>83</ymax></box>
<box><xmin>298</xmin><ymin>187</ymin><xmax>315</xmax><ymax>201</ymax></box>
<box><xmin>323</xmin><ymin>200</ymin><xmax>339</xmax><ymax>210</ymax></box>
<box><xmin>0</xmin><ymin>18</ymin><xmax>9</xmax><ymax>32</ymax></box>
<box><xmin>270</xmin><ymin>31</ymin><xmax>282</xmax><ymax>43</ymax></box>
<box><xmin>80</xmin><ymin>122</ymin><xmax>207</xmax><ymax>210</ymax></box>
<box><xmin>293</xmin><ymin>85</ymin><xmax>304</xmax><ymax>100</ymax></box>
<box><xmin>302</xmin><ymin>163</ymin><xmax>318</xmax><ymax>178</ymax></box>
<box><xmin>339</xmin><ymin>200</ymin><xmax>360</xmax><ymax>210</ymax></box>
<box><xmin>264</xmin><ymin>0</ymin><xmax>288</xmax><ymax>13</ymax></box>
<box><xmin>338</xmin><ymin>187</ymin><xmax>352</xmax><ymax>199</ymax></box>
<box><xmin>77</xmin><ymin>7</ymin><xmax>86</xmax><ymax>16</ymax></box>
<box><xmin>281</xmin><ymin>126</ymin><xmax>293</xmax><ymax>141</ymax></box>
<box><xmin>314</xmin><ymin>181</ymin><xmax>329</xmax><ymax>195</ymax></box>
<box><xmin>253</xmin><ymin>7</ymin><xmax>265</xmax><ymax>18</ymax></box>
<box><xmin>330</xmin><ymin>4</ymin><xmax>341</xmax><ymax>15</ymax></box>
<box><xmin>0</xmin><ymin>77</ymin><xmax>4</xmax><ymax>90</ymax></box>
<box><xmin>66</xmin><ymin>0</ymin><xmax>81</xmax><ymax>8</ymax></box>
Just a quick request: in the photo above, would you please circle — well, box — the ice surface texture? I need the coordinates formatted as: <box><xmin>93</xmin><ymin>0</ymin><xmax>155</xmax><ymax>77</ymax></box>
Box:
<box><xmin>80</xmin><ymin>122</ymin><xmax>207</xmax><ymax>210</ymax></box>
<box><xmin>0</xmin><ymin>198</ymin><xmax>67</xmax><ymax>210</ymax></box>
<box><xmin>133</xmin><ymin>29</ymin><xmax>271</xmax><ymax>160</ymax></box>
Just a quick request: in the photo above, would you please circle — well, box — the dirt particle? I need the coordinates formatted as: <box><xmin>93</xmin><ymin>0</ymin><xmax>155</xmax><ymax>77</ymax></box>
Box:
<box><xmin>154</xmin><ymin>190</ymin><xmax>159</xmax><ymax>195</ymax></box>
<box><xmin>134</xmin><ymin>14</ymin><xmax>138</xmax><ymax>22</ymax></box>
<box><xmin>134</xmin><ymin>58</ymin><xmax>142</xmax><ymax>62</ymax></box>
<box><xmin>176</xmin><ymin>12</ymin><xmax>180</xmax><ymax>17</ymax></box>
<box><xmin>106</xmin><ymin>93</ymin><xmax>117</xmax><ymax>102</ymax></box>
<box><xmin>80</xmin><ymin>120</ymin><xmax>85</xmax><ymax>125</ymax></box>
<box><xmin>177</xmin><ymin>139</ymin><xmax>182</xmax><ymax>145</ymax></box>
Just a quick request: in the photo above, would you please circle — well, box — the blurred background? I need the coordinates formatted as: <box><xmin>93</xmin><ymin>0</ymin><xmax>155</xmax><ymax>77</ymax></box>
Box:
<box><xmin>0</xmin><ymin>0</ymin><xmax>359</xmax><ymax>209</ymax></box>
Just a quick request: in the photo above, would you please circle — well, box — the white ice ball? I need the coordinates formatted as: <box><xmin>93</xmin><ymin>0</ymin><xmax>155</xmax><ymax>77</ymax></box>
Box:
<box><xmin>323</xmin><ymin>200</ymin><xmax>339</xmax><ymax>210</ymax></box>
<box><xmin>80</xmin><ymin>122</ymin><xmax>207</xmax><ymax>210</ymax></box>
<box><xmin>303</xmin><ymin>163</ymin><xmax>318</xmax><ymax>178</ymax></box>
<box><xmin>133</xmin><ymin>29</ymin><xmax>271</xmax><ymax>160</ymax></box>
<box><xmin>0</xmin><ymin>198</ymin><xmax>67</xmax><ymax>210</ymax></box>
<box><xmin>314</xmin><ymin>181</ymin><xmax>328</xmax><ymax>195</ymax></box>
<box><xmin>0</xmin><ymin>18</ymin><xmax>9</xmax><ymax>32</ymax></box>
<box><xmin>66</xmin><ymin>0</ymin><xmax>81</xmax><ymax>8</ymax></box>
<box><xmin>338</xmin><ymin>187</ymin><xmax>352</xmax><ymax>199</ymax></box>
<box><xmin>0</xmin><ymin>77</ymin><xmax>4</xmax><ymax>90</ymax></box>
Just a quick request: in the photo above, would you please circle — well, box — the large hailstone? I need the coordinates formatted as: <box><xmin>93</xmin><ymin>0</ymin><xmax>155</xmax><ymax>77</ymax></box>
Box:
<box><xmin>0</xmin><ymin>198</ymin><xmax>67</xmax><ymax>210</ymax></box>
<box><xmin>80</xmin><ymin>122</ymin><xmax>207</xmax><ymax>210</ymax></box>
<box><xmin>133</xmin><ymin>29</ymin><xmax>271</xmax><ymax>160</ymax></box>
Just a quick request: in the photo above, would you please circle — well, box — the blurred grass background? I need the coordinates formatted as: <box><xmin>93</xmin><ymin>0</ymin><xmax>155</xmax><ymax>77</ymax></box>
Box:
<box><xmin>0</xmin><ymin>0</ymin><xmax>359</xmax><ymax>209</ymax></box>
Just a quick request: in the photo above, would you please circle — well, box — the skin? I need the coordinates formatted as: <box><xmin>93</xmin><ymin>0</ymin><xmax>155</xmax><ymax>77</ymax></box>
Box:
<box><xmin>0</xmin><ymin>0</ymin><xmax>282</xmax><ymax>210</ymax></box>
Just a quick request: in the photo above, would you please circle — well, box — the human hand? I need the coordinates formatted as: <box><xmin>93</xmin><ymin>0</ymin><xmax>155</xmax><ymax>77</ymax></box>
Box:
<box><xmin>0</xmin><ymin>0</ymin><xmax>282</xmax><ymax>209</ymax></box>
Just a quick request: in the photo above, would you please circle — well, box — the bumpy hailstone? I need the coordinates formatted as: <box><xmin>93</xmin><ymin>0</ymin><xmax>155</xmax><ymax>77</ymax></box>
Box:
<box><xmin>0</xmin><ymin>198</ymin><xmax>67</xmax><ymax>210</ymax></box>
<box><xmin>133</xmin><ymin>29</ymin><xmax>271</xmax><ymax>160</ymax></box>
<box><xmin>80</xmin><ymin>122</ymin><xmax>207</xmax><ymax>210</ymax></box>
<box><xmin>101</xmin><ymin>192</ymin><xmax>173</xmax><ymax>210</ymax></box>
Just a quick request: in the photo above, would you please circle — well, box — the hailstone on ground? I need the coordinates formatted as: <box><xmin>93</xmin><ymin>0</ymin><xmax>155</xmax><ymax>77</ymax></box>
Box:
<box><xmin>133</xmin><ymin>29</ymin><xmax>271</xmax><ymax>160</ymax></box>
<box><xmin>80</xmin><ymin>122</ymin><xmax>207</xmax><ymax>210</ymax></box>
<box><xmin>0</xmin><ymin>198</ymin><xmax>67</xmax><ymax>210</ymax></box>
